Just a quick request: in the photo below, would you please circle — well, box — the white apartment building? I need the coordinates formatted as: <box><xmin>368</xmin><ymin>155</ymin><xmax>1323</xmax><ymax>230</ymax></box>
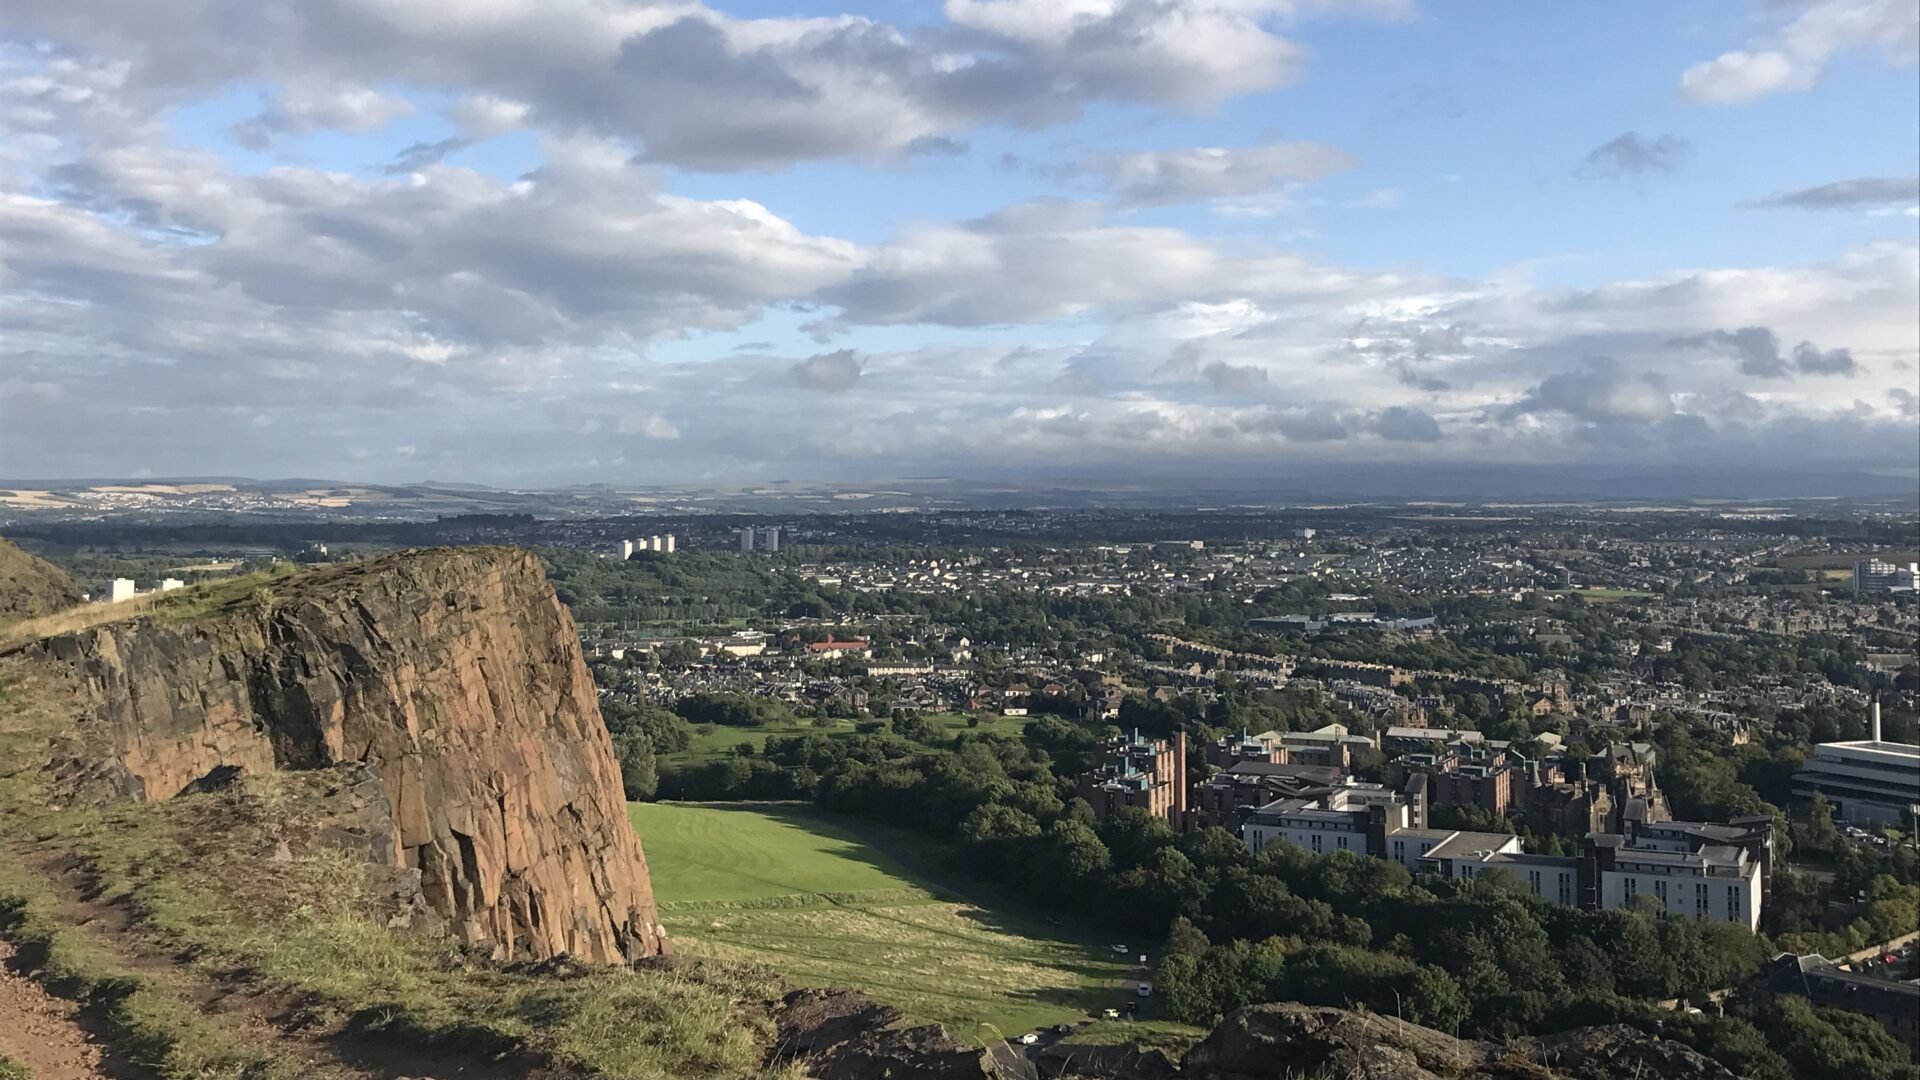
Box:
<box><xmin>1589</xmin><ymin>840</ymin><xmax>1763</xmax><ymax>931</ymax></box>
<box><xmin>1243</xmin><ymin>784</ymin><xmax>1766</xmax><ymax>928</ymax></box>
<box><xmin>108</xmin><ymin>577</ymin><xmax>136</xmax><ymax>602</ymax></box>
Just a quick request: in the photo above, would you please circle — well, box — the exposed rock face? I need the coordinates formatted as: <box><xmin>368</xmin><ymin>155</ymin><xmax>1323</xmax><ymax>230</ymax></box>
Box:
<box><xmin>16</xmin><ymin>548</ymin><xmax>667</xmax><ymax>964</ymax></box>
<box><xmin>0</xmin><ymin>538</ymin><xmax>82</xmax><ymax>620</ymax></box>
<box><xmin>1182</xmin><ymin>1003</ymin><xmax>1741</xmax><ymax>1080</ymax></box>
<box><xmin>769</xmin><ymin>988</ymin><xmax>998</xmax><ymax>1080</ymax></box>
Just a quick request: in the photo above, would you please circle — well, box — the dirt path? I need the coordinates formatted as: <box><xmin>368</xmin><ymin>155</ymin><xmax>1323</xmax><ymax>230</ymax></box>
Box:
<box><xmin>0</xmin><ymin>938</ymin><xmax>115</xmax><ymax>1080</ymax></box>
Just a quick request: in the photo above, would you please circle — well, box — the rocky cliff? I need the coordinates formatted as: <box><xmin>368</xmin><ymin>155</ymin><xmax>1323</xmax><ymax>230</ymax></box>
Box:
<box><xmin>15</xmin><ymin>547</ymin><xmax>667</xmax><ymax>964</ymax></box>
<box><xmin>0</xmin><ymin>538</ymin><xmax>82</xmax><ymax>621</ymax></box>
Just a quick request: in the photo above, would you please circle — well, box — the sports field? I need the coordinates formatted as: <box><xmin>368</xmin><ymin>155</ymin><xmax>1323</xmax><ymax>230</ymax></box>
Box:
<box><xmin>628</xmin><ymin>801</ymin><xmax>1137</xmax><ymax>1043</ymax></box>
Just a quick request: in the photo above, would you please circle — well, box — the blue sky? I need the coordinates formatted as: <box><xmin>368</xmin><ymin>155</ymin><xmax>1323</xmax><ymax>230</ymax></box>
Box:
<box><xmin>1</xmin><ymin>0</ymin><xmax>1916</xmax><ymax>484</ymax></box>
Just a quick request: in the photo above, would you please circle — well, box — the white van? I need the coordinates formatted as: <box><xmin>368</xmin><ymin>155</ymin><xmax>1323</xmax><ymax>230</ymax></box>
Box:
<box><xmin>1136</xmin><ymin>983</ymin><xmax>1152</xmax><ymax>998</ymax></box>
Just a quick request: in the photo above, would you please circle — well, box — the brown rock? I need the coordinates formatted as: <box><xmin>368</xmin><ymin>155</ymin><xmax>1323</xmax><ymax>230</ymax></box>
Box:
<box><xmin>18</xmin><ymin>547</ymin><xmax>667</xmax><ymax>964</ymax></box>
<box><xmin>770</xmin><ymin>987</ymin><xmax>997</xmax><ymax>1080</ymax></box>
<box><xmin>1180</xmin><ymin>1003</ymin><xmax>1743</xmax><ymax>1080</ymax></box>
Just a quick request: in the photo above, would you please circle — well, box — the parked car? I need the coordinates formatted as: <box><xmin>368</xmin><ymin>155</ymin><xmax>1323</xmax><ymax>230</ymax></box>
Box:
<box><xmin>1017</xmin><ymin>1033</ymin><xmax>1039</xmax><ymax>1045</ymax></box>
<box><xmin>1110</xmin><ymin>944</ymin><xmax>1130</xmax><ymax>954</ymax></box>
<box><xmin>1136</xmin><ymin>982</ymin><xmax>1152</xmax><ymax>997</ymax></box>
<box><xmin>1055</xmin><ymin>1023</ymin><xmax>1073</xmax><ymax>1034</ymax></box>
<box><xmin>1102</xmin><ymin>1008</ymin><xmax>1120</xmax><ymax>1020</ymax></box>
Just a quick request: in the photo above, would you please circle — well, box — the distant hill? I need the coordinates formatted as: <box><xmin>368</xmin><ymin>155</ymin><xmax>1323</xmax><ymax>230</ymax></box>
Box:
<box><xmin>0</xmin><ymin>538</ymin><xmax>82</xmax><ymax>620</ymax></box>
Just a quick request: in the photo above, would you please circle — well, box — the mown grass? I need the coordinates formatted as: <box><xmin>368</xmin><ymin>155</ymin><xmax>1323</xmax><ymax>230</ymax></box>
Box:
<box><xmin>0</xmin><ymin>656</ymin><xmax>801</xmax><ymax>1080</ymax></box>
<box><xmin>631</xmin><ymin>802</ymin><xmax>1136</xmax><ymax>1043</ymax></box>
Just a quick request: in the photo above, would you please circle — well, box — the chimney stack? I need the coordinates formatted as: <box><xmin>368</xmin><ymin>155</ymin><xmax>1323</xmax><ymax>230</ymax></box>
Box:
<box><xmin>1172</xmin><ymin>730</ymin><xmax>1188</xmax><ymax>829</ymax></box>
<box><xmin>1871</xmin><ymin>696</ymin><xmax>1882</xmax><ymax>744</ymax></box>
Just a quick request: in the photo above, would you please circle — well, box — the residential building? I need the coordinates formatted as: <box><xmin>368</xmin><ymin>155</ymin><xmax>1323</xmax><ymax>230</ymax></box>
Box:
<box><xmin>1243</xmin><ymin>784</ymin><xmax>1766</xmax><ymax>928</ymax></box>
<box><xmin>1188</xmin><ymin>760</ymin><xmax>1344</xmax><ymax>832</ymax></box>
<box><xmin>108</xmin><ymin>577</ymin><xmax>135</xmax><ymax>602</ymax></box>
<box><xmin>1077</xmin><ymin>730</ymin><xmax>1187</xmax><ymax>828</ymax></box>
<box><xmin>1761</xmin><ymin>953</ymin><xmax>1920</xmax><ymax>1061</ymax></box>
<box><xmin>739</xmin><ymin>527</ymin><xmax>756</xmax><ymax>553</ymax></box>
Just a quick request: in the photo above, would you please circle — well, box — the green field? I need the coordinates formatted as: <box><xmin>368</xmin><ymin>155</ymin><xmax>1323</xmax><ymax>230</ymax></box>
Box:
<box><xmin>667</xmin><ymin>712</ymin><xmax>1035</xmax><ymax>764</ymax></box>
<box><xmin>629</xmin><ymin>802</ymin><xmax>1137</xmax><ymax>1042</ymax></box>
<box><xmin>1561</xmin><ymin>588</ymin><xmax>1657</xmax><ymax>604</ymax></box>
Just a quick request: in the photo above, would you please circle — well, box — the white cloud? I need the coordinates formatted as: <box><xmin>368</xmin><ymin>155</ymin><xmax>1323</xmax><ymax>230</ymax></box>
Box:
<box><xmin>9</xmin><ymin>0</ymin><xmax>1401</xmax><ymax>170</ymax></box>
<box><xmin>1681</xmin><ymin>0</ymin><xmax>1919</xmax><ymax>105</ymax></box>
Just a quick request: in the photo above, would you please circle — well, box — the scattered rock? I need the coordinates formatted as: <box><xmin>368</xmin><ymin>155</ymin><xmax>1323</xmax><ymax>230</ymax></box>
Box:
<box><xmin>1180</xmin><ymin>1003</ymin><xmax>1742</xmax><ymax>1080</ymax></box>
<box><xmin>1527</xmin><ymin>1024</ymin><xmax>1740</xmax><ymax>1080</ymax></box>
<box><xmin>178</xmin><ymin>762</ymin><xmax>248</xmax><ymax>795</ymax></box>
<box><xmin>770</xmin><ymin>987</ymin><xmax>998</xmax><ymax>1080</ymax></box>
<box><xmin>1036</xmin><ymin>1040</ymin><xmax>1178</xmax><ymax>1080</ymax></box>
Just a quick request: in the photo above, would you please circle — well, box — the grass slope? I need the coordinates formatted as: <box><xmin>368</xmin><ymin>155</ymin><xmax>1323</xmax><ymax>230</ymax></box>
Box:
<box><xmin>630</xmin><ymin>802</ymin><xmax>1136</xmax><ymax>1043</ymax></box>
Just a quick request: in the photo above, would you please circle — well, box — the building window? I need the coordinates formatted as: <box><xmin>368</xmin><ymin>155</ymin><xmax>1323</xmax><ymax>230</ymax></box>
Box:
<box><xmin>1625</xmin><ymin>877</ymin><xmax>1637</xmax><ymax>898</ymax></box>
<box><xmin>1311</xmin><ymin>833</ymin><xmax>1323</xmax><ymax>853</ymax></box>
<box><xmin>1655</xmin><ymin>879</ymin><xmax>1667</xmax><ymax>905</ymax></box>
<box><xmin>1695</xmin><ymin>883</ymin><xmax>1707</xmax><ymax>915</ymax></box>
<box><xmin>1528</xmin><ymin>870</ymin><xmax>1542</xmax><ymax>895</ymax></box>
<box><xmin>1393</xmin><ymin>841</ymin><xmax>1405</xmax><ymax>862</ymax></box>
<box><xmin>1558</xmin><ymin>875</ymin><xmax>1573</xmax><ymax>905</ymax></box>
<box><xmin>1725</xmin><ymin>886</ymin><xmax>1739</xmax><ymax>922</ymax></box>
<box><xmin>1336</xmin><ymin>835</ymin><xmax>1348</xmax><ymax>851</ymax></box>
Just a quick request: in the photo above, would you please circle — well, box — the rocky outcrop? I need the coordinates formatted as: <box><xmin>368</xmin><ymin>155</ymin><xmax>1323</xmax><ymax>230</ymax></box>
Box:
<box><xmin>769</xmin><ymin>988</ymin><xmax>998</xmax><ymax>1080</ymax></box>
<box><xmin>0</xmin><ymin>538</ymin><xmax>82</xmax><ymax>621</ymax></box>
<box><xmin>14</xmin><ymin>547</ymin><xmax>667</xmax><ymax>964</ymax></box>
<box><xmin>1181</xmin><ymin>1003</ymin><xmax>1740</xmax><ymax>1080</ymax></box>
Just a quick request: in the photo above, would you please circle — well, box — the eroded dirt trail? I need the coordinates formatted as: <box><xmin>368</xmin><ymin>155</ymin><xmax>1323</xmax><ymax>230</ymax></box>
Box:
<box><xmin>0</xmin><ymin>938</ymin><xmax>113</xmax><ymax>1080</ymax></box>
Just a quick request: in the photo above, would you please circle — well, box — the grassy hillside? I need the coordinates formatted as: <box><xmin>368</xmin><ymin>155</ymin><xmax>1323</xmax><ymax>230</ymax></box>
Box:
<box><xmin>630</xmin><ymin>801</ymin><xmax>1138</xmax><ymax>1043</ymax></box>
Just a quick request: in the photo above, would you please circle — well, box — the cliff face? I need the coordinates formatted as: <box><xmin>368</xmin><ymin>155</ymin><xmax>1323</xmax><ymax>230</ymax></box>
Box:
<box><xmin>0</xmin><ymin>538</ymin><xmax>82</xmax><ymax>620</ymax></box>
<box><xmin>22</xmin><ymin>548</ymin><xmax>667</xmax><ymax>964</ymax></box>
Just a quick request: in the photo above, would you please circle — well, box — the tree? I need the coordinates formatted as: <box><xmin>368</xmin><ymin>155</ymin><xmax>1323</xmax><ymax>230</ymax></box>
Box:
<box><xmin>1406</xmin><ymin>965</ymin><xmax>1469</xmax><ymax>1033</ymax></box>
<box><xmin>1804</xmin><ymin>792</ymin><xmax>1840</xmax><ymax>852</ymax></box>
<box><xmin>614</xmin><ymin>732</ymin><xmax>658</xmax><ymax>801</ymax></box>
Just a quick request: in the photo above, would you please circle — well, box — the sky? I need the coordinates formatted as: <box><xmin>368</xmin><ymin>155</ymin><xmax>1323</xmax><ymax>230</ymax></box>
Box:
<box><xmin>1</xmin><ymin>0</ymin><xmax>1917</xmax><ymax>487</ymax></box>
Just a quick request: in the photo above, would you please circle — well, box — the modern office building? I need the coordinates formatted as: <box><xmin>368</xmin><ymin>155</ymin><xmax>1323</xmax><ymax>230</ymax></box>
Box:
<box><xmin>1793</xmin><ymin>701</ymin><xmax>1920</xmax><ymax>827</ymax></box>
<box><xmin>1854</xmin><ymin>559</ymin><xmax>1919</xmax><ymax>594</ymax></box>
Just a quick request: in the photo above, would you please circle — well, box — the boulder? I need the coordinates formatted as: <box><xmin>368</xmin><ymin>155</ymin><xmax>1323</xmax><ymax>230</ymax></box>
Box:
<box><xmin>1180</xmin><ymin>1003</ymin><xmax>1744</xmax><ymax>1080</ymax></box>
<box><xmin>770</xmin><ymin>987</ymin><xmax>998</xmax><ymax>1080</ymax></box>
